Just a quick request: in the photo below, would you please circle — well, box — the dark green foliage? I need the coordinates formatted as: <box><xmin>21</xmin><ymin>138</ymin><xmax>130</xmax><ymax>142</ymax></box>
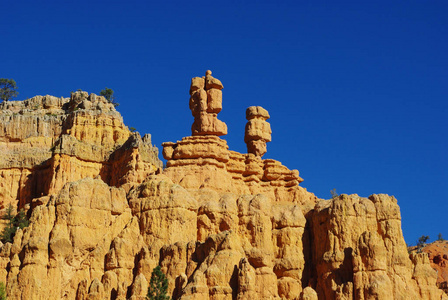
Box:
<box><xmin>438</xmin><ymin>233</ymin><xmax>444</xmax><ymax>241</ymax></box>
<box><xmin>129</xmin><ymin>127</ymin><xmax>137</xmax><ymax>133</ymax></box>
<box><xmin>0</xmin><ymin>78</ymin><xmax>18</xmax><ymax>102</ymax></box>
<box><xmin>100</xmin><ymin>87</ymin><xmax>119</xmax><ymax>107</ymax></box>
<box><xmin>417</xmin><ymin>235</ymin><xmax>430</xmax><ymax>247</ymax></box>
<box><xmin>147</xmin><ymin>266</ymin><xmax>169</xmax><ymax>300</ymax></box>
<box><xmin>2</xmin><ymin>205</ymin><xmax>14</xmax><ymax>223</ymax></box>
<box><xmin>0</xmin><ymin>281</ymin><xmax>6</xmax><ymax>300</ymax></box>
<box><xmin>15</xmin><ymin>209</ymin><xmax>29</xmax><ymax>229</ymax></box>
<box><xmin>1</xmin><ymin>205</ymin><xmax>29</xmax><ymax>243</ymax></box>
<box><xmin>1</xmin><ymin>205</ymin><xmax>15</xmax><ymax>243</ymax></box>
<box><xmin>0</xmin><ymin>226</ymin><xmax>16</xmax><ymax>244</ymax></box>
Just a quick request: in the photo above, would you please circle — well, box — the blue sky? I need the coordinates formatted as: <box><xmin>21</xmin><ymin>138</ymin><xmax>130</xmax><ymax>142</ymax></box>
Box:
<box><xmin>2</xmin><ymin>1</ymin><xmax>447</xmax><ymax>244</ymax></box>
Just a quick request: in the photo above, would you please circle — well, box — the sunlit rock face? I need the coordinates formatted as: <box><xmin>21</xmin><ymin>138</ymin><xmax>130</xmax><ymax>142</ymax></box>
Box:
<box><xmin>0</xmin><ymin>73</ymin><xmax>445</xmax><ymax>300</ymax></box>
<box><xmin>0</xmin><ymin>92</ymin><xmax>162</xmax><ymax>209</ymax></box>
<box><xmin>245</xmin><ymin>106</ymin><xmax>271</xmax><ymax>157</ymax></box>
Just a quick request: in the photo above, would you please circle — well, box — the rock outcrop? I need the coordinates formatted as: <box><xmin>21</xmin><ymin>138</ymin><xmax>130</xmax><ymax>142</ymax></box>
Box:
<box><xmin>0</xmin><ymin>92</ymin><xmax>162</xmax><ymax>211</ymax></box>
<box><xmin>312</xmin><ymin>194</ymin><xmax>443</xmax><ymax>300</ymax></box>
<box><xmin>420</xmin><ymin>241</ymin><xmax>448</xmax><ymax>295</ymax></box>
<box><xmin>0</xmin><ymin>71</ymin><xmax>445</xmax><ymax>300</ymax></box>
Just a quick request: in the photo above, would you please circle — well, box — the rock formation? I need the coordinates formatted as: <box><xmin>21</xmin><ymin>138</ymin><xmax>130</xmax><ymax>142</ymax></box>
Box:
<box><xmin>0</xmin><ymin>72</ymin><xmax>446</xmax><ymax>300</ymax></box>
<box><xmin>419</xmin><ymin>241</ymin><xmax>448</xmax><ymax>295</ymax></box>
<box><xmin>0</xmin><ymin>92</ymin><xmax>162</xmax><ymax>210</ymax></box>
<box><xmin>190</xmin><ymin>70</ymin><xmax>227</xmax><ymax>136</ymax></box>
<box><xmin>245</xmin><ymin>106</ymin><xmax>271</xmax><ymax>157</ymax></box>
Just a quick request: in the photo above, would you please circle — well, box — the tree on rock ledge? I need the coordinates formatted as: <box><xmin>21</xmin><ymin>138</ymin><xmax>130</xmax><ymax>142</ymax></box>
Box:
<box><xmin>100</xmin><ymin>87</ymin><xmax>119</xmax><ymax>107</ymax></box>
<box><xmin>147</xmin><ymin>266</ymin><xmax>169</xmax><ymax>300</ymax></box>
<box><xmin>0</xmin><ymin>78</ymin><xmax>18</xmax><ymax>102</ymax></box>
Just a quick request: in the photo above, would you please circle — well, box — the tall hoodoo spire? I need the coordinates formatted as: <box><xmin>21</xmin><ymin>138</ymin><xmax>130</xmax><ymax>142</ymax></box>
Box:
<box><xmin>189</xmin><ymin>70</ymin><xmax>227</xmax><ymax>136</ymax></box>
<box><xmin>245</xmin><ymin>106</ymin><xmax>272</xmax><ymax>157</ymax></box>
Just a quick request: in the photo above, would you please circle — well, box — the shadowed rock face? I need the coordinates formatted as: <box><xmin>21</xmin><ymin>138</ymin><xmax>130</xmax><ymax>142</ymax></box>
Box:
<box><xmin>0</xmin><ymin>74</ymin><xmax>446</xmax><ymax>300</ymax></box>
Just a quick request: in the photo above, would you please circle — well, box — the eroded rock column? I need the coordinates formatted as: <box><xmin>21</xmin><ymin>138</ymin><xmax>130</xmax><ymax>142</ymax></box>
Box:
<box><xmin>245</xmin><ymin>106</ymin><xmax>271</xmax><ymax>157</ymax></box>
<box><xmin>189</xmin><ymin>70</ymin><xmax>227</xmax><ymax>136</ymax></box>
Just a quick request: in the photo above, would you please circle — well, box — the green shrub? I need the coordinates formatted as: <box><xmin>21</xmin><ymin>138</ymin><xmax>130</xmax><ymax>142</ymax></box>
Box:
<box><xmin>416</xmin><ymin>235</ymin><xmax>430</xmax><ymax>249</ymax></box>
<box><xmin>0</xmin><ymin>78</ymin><xmax>18</xmax><ymax>102</ymax></box>
<box><xmin>0</xmin><ymin>281</ymin><xmax>6</xmax><ymax>300</ymax></box>
<box><xmin>1</xmin><ymin>204</ymin><xmax>29</xmax><ymax>243</ymax></box>
<box><xmin>100</xmin><ymin>88</ymin><xmax>119</xmax><ymax>107</ymax></box>
<box><xmin>147</xmin><ymin>266</ymin><xmax>169</xmax><ymax>300</ymax></box>
<box><xmin>330</xmin><ymin>189</ymin><xmax>339</xmax><ymax>199</ymax></box>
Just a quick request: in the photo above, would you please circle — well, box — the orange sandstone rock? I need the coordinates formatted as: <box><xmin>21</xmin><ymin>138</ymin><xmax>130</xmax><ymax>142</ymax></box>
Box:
<box><xmin>421</xmin><ymin>240</ymin><xmax>448</xmax><ymax>295</ymax></box>
<box><xmin>245</xmin><ymin>106</ymin><xmax>272</xmax><ymax>157</ymax></box>
<box><xmin>163</xmin><ymin>71</ymin><xmax>309</xmax><ymax>205</ymax></box>
<box><xmin>312</xmin><ymin>194</ymin><xmax>446</xmax><ymax>300</ymax></box>
<box><xmin>189</xmin><ymin>71</ymin><xmax>227</xmax><ymax>136</ymax></box>
<box><xmin>0</xmin><ymin>73</ymin><xmax>445</xmax><ymax>300</ymax></box>
<box><xmin>0</xmin><ymin>92</ymin><xmax>162</xmax><ymax>210</ymax></box>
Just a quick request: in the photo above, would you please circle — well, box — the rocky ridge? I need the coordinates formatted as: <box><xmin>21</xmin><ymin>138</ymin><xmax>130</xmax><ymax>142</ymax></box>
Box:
<box><xmin>0</xmin><ymin>71</ymin><xmax>445</xmax><ymax>299</ymax></box>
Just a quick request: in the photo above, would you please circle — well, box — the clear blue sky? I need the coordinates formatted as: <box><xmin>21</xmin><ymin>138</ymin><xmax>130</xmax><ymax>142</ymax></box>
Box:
<box><xmin>2</xmin><ymin>1</ymin><xmax>447</xmax><ymax>244</ymax></box>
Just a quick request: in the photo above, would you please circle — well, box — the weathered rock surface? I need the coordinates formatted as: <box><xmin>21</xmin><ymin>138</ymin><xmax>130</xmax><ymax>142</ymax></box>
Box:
<box><xmin>189</xmin><ymin>70</ymin><xmax>227</xmax><ymax>136</ymax></box>
<box><xmin>0</xmin><ymin>92</ymin><xmax>162</xmax><ymax>210</ymax></box>
<box><xmin>312</xmin><ymin>194</ymin><xmax>445</xmax><ymax>300</ymax></box>
<box><xmin>0</xmin><ymin>73</ymin><xmax>446</xmax><ymax>299</ymax></box>
<box><xmin>420</xmin><ymin>241</ymin><xmax>448</xmax><ymax>295</ymax></box>
<box><xmin>245</xmin><ymin>106</ymin><xmax>271</xmax><ymax>157</ymax></box>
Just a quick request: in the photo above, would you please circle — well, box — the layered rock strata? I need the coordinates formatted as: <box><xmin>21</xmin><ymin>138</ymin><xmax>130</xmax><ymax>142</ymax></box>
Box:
<box><xmin>164</xmin><ymin>71</ymin><xmax>306</xmax><ymax>205</ymax></box>
<box><xmin>0</xmin><ymin>92</ymin><xmax>162</xmax><ymax>211</ymax></box>
<box><xmin>0</xmin><ymin>72</ymin><xmax>446</xmax><ymax>300</ymax></box>
<box><xmin>162</xmin><ymin>135</ymin><xmax>308</xmax><ymax>205</ymax></box>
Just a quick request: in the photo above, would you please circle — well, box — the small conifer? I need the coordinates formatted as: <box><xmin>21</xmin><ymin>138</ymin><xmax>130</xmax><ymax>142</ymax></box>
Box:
<box><xmin>147</xmin><ymin>266</ymin><xmax>169</xmax><ymax>300</ymax></box>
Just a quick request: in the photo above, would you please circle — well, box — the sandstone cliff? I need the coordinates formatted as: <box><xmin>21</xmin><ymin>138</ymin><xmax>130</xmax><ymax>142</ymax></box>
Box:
<box><xmin>0</xmin><ymin>91</ymin><xmax>161</xmax><ymax>211</ymax></box>
<box><xmin>0</xmin><ymin>72</ymin><xmax>445</xmax><ymax>300</ymax></box>
<box><xmin>418</xmin><ymin>241</ymin><xmax>448</xmax><ymax>295</ymax></box>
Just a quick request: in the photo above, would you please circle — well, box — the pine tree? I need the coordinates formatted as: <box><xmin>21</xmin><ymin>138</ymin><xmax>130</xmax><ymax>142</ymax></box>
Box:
<box><xmin>147</xmin><ymin>266</ymin><xmax>169</xmax><ymax>300</ymax></box>
<box><xmin>14</xmin><ymin>209</ymin><xmax>29</xmax><ymax>229</ymax></box>
<box><xmin>1</xmin><ymin>205</ymin><xmax>15</xmax><ymax>243</ymax></box>
<box><xmin>1</xmin><ymin>205</ymin><xmax>29</xmax><ymax>243</ymax></box>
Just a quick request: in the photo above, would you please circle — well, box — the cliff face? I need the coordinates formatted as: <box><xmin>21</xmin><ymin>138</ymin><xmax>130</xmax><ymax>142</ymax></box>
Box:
<box><xmin>419</xmin><ymin>241</ymin><xmax>448</xmax><ymax>295</ymax></box>
<box><xmin>0</xmin><ymin>72</ymin><xmax>445</xmax><ymax>300</ymax></box>
<box><xmin>0</xmin><ymin>92</ymin><xmax>161</xmax><ymax>210</ymax></box>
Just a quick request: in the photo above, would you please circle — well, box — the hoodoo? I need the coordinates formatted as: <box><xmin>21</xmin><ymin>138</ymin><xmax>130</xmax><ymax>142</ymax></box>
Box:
<box><xmin>0</xmin><ymin>71</ymin><xmax>445</xmax><ymax>299</ymax></box>
<box><xmin>245</xmin><ymin>106</ymin><xmax>272</xmax><ymax>157</ymax></box>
